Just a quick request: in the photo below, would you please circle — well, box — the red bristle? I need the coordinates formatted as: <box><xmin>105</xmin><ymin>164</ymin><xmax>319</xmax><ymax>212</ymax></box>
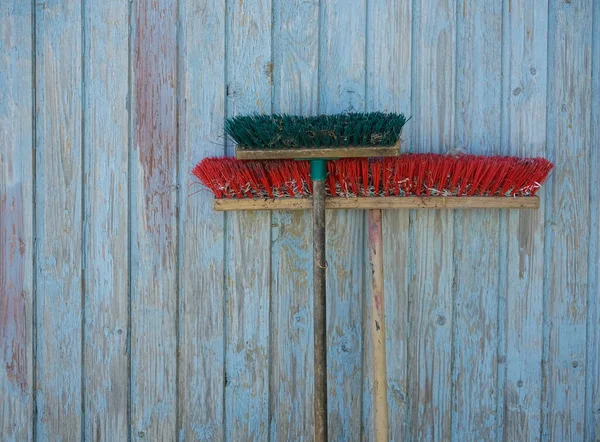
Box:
<box><xmin>436</xmin><ymin>156</ymin><xmax>455</xmax><ymax>194</ymax></box>
<box><xmin>476</xmin><ymin>157</ymin><xmax>502</xmax><ymax>195</ymax></box>
<box><xmin>466</xmin><ymin>157</ymin><xmax>489</xmax><ymax>196</ymax></box>
<box><xmin>457</xmin><ymin>156</ymin><xmax>478</xmax><ymax>196</ymax></box>
<box><xmin>372</xmin><ymin>160</ymin><xmax>382</xmax><ymax>195</ymax></box>
<box><xmin>423</xmin><ymin>155</ymin><xmax>439</xmax><ymax>196</ymax></box>
<box><xmin>193</xmin><ymin>154</ymin><xmax>553</xmax><ymax>200</ymax></box>
<box><xmin>383</xmin><ymin>158</ymin><xmax>394</xmax><ymax>196</ymax></box>
<box><xmin>361</xmin><ymin>160</ymin><xmax>370</xmax><ymax>196</ymax></box>
<box><xmin>499</xmin><ymin>159</ymin><xmax>521</xmax><ymax>195</ymax></box>
<box><xmin>327</xmin><ymin>161</ymin><xmax>337</xmax><ymax>196</ymax></box>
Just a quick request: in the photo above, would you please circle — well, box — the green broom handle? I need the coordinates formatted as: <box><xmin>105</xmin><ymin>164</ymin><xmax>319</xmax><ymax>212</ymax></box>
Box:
<box><xmin>311</xmin><ymin>159</ymin><xmax>328</xmax><ymax>442</ymax></box>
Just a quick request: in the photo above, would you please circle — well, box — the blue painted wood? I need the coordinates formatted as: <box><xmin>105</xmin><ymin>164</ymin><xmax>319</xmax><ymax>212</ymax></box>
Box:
<box><xmin>452</xmin><ymin>1</ymin><xmax>503</xmax><ymax>441</ymax></box>
<box><xmin>0</xmin><ymin>2</ymin><xmax>34</xmax><ymax>441</ymax></box>
<box><xmin>1</xmin><ymin>1</ymin><xmax>599</xmax><ymax>440</ymax></box>
<box><xmin>587</xmin><ymin>2</ymin><xmax>600</xmax><ymax>439</ymax></box>
<box><xmin>408</xmin><ymin>0</ymin><xmax>455</xmax><ymax>439</ymax></box>
<box><xmin>269</xmin><ymin>0</ymin><xmax>318</xmax><ymax>439</ymax></box>
<box><xmin>224</xmin><ymin>0</ymin><xmax>272</xmax><ymax>439</ymax></box>
<box><xmin>82</xmin><ymin>1</ymin><xmax>129</xmax><ymax>440</ymax></box>
<box><xmin>502</xmin><ymin>0</ymin><xmax>548</xmax><ymax>440</ymax></box>
<box><xmin>319</xmin><ymin>0</ymin><xmax>367</xmax><ymax>439</ymax></box>
<box><xmin>130</xmin><ymin>0</ymin><xmax>179</xmax><ymax>439</ymax></box>
<box><xmin>543</xmin><ymin>1</ymin><xmax>594</xmax><ymax>440</ymax></box>
<box><xmin>365</xmin><ymin>0</ymin><xmax>412</xmax><ymax>440</ymax></box>
<box><xmin>178</xmin><ymin>0</ymin><xmax>226</xmax><ymax>440</ymax></box>
<box><xmin>34</xmin><ymin>1</ymin><xmax>84</xmax><ymax>439</ymax></box>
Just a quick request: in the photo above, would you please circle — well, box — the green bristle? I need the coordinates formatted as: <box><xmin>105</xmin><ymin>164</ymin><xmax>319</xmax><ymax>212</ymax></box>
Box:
<box><xmin>225</xmin><ymin>112</ymin><xmax>409</xmax><ymax>150</ymax></box>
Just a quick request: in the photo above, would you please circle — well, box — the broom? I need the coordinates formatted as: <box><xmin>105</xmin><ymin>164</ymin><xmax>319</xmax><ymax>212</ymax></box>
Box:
<box><xmin>220</xmin><ymin>112</ymin><xmax>408</xmax><ymax>442</ymax></box>
<box><xmin>193</xmin><ymin>117</ymin><xmax>553</xmax><ymax>441</ymax></box>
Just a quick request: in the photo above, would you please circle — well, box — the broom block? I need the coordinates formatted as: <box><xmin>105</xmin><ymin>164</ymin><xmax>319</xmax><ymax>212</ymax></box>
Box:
<box><xmin>235</xmin><ymin>140</ymin><xmax>401</xmax><ymax>160</ymax></box>
<box><xmin>213</xmin><ymin>196</ymin><xmax>540</xmax><ymax>211</ymax></box>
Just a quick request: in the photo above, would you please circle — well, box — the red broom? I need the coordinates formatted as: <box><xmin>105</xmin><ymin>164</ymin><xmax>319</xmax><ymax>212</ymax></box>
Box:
<box><xmin>193</xmin><ymin>153</ymin><xmax>553</xmax><ymax>201</ymax></box>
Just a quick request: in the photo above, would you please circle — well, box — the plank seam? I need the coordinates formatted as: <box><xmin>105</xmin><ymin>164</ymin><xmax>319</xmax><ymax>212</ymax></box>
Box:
<box><xmin>222</xmin><ymin>0</ymin><xmax>230</xmax><ymax>437</ymax></box>
<box><xmin>496</xmin><ymin>0</ymin><xmax>511</xmax><ymax>438</ymax></box>
<box><xmin>126</xmin><ymin>0</ymin><xmax>134</xmax><ymax>439</ymax></box>
<box><xmin>175</xmin><ymin>0</ymin><xmax>183</xmax><ymax>439</ymax></box>
<box><xmin>540</xmin><ymin>1</ymin><xmax>556</xmax><ymax>439</ymax></box>
<box><xmin>31</xmin><ymin>0</ymin><xmax>38</xmax><ymax>439</ymax></box>
<box><xmin>584</xmin><ymin>1</ymin><xmax>600</xmax><ymax>438</ymax></box>
<box><xmin>80</xmin><ymin>0</ymin><xmax>88</xmax><ymax>439</ymax></box>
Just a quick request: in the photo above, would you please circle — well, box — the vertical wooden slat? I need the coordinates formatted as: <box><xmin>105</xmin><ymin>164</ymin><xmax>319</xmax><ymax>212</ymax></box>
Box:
<box><xmin>224</xmin><ymin>0</ymin><xmax>272</xmax><ymax>439</ymax></box>
<box><xmin>34</xmin><ymin>0</ymin><xmax>83</xmax><ymax>440</ymax></box>
<box><xmin>543</xmin><ymin>0</ymin><xmax>593</xmax><ymax>440</ymax></box>
<box><xmin>0</xmin><ymin>2</ymin><xmax>34</xmax><ymax>441</ymax></box>
<box><xmin>406</xmin><ymin>0</ymin><xmax>455</xmax><ymax>439</ymax></box>
<box><xmin>319</xmin><ymin>0</ymin><xmax>366</xmax><ymax>438</ymax></box>
<box><xmin>452</xmin><ymin>1</ymin><xmax>503</xmax><ymax>440</ymax></box>
<box><xmin>178</xmin><ymin>0</ymin><xmax>226</xmax><ymax>440</ymax></box>
<box><xmin>82</xmin><ymin>0</ymin><xmax>129</xmax><ymax>440</ymax></box>
<box><xmin>269</xmin><ymin>0</ymin><xmax>318</xmax><ymax>439</ymax></box>
<box><xmin>365</xmin><ymin>0</ymin><xmax>412</xmax><ymax>440</ymax></box>
<box><xmin>587</xmin><ymin>1</ymin><xmax>600</xmax><ymax>439</ymax></box>
<box><xmin>502</xmin><ymin>1</ymin><xmax>548</xmax><ymax>441</ymax></box>
<box><xmin>130</xmin><ymin>0</ymin><xmax>178</xmax><ymax>439</ymax></box>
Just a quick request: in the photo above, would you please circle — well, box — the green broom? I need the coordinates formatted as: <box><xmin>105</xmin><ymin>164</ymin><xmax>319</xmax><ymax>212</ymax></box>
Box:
<box><xmin>223</xmin><ymin>112</ymin><xmax>407</xmax><ymax>442</ymax></box>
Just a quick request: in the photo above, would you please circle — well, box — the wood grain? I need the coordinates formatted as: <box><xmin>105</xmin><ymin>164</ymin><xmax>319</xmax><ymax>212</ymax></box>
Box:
<box><xmin>82</xmin><ymin>2</ymin><xmax>129</xmax><ymax>440</ymax></box>
<box><xmin>235</xmin><ymin>142</ymin><xmax>400</xmax><ymax>160</ymax></box>
<box><xmin>587</xmin><ymin>2</ymin><xmax>600</xmax><ymax>440</ymax></box>
<box><xmin>34</xmin><ymin>1</ymin><xmax>83</xmax><ymax>439</ymax></box>
<box><xmin>269</xmin><ymin>0</ymin><xmax>318</xmax><ymax>439</ymax></box>
<box><xmin>0</xmin><ymin>2</ymin><xmax>33</xmax><ymax>441</ymax></box>
<box><xmin>502</xmin><ymin>1</ymin><xmax>548</xmax><ymax>441</ymax></box>
<box><xmin>214</xmin><ymin>197</ymin><xmax>540</xmax><ymax>211</ymax></box>
<box><xmin>543</xmin><ymin>0</ymin><xmax>593</xmax><ymax>440</ymax></box>
<box><xmin>366</xmin><ymin>0</ymin><xmax>412</xmax><ymax>439</ymax></box>
<box><xmin>320</xmin><ymin>1</ymin><xmax>367</xmax><ymax>438</ymax></box>
<box><xmin>452</xmin><ymin>1</ymin><xmax>503</xmax><ymax>440</ymax></box>
<box><xmin>178</xmin><ymin>0</ymin><xmax>226</xmax><ymax>440</ymax></box>
<box><xmin>130</xmin><ymin>0</ymin><xmax>178</xmax><ymax>439</ymax></box>
<box><xmin>224</xmin><ymin>0</ymin><xmax>272</xmax><ymax>439</ymax></box>
<box><xmin>408</xmin><ymin>0</ymin><xmax>455</xmax><ymax>439</ymax></box>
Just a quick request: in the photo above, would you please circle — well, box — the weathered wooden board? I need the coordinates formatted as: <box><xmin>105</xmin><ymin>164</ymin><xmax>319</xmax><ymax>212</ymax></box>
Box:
<box><xmin>587</xmin><ymin>3</ymin><xmax>600</xmax><ymax>440</ymax></box>
<box><xmin>178</xmin><ymin>0</ymin><xmax>226</xmax><ymax>440</ymax></box>
<box><xmin>82</xmin><ymin>1</ymin><xmax>130</xmax><ymax>440</ymax></box>
<box><xmin>269</xmin><ymin>0</ymin><xmax>317</xmax><ymax>439</ymax></box>
<box><xmin>407</xmin><ymin>0</ymin><xmax>455</xmax><ymax>437</ymax></box>
<box><xmin>0</xmin><ymin>2</ymin><xmax>34</xmax><ymax>441</ymax></box>
<box><xmin>34</xmin><ymin>1</ymin><xmax>83</xmax><ymax>439</ymax></box>
<box><xmin>83</xmin><ymin>0</ymin><xmax>129</xmax><ymax>441</ymax></box>
<box><xmin>543</xmin><ymin>0</ymin><xmax>593</xmax><ymax>440</ymax></box>
<box><xmin>130</xmin><ymin>0</ymin><xmax>178</xmax><ymax>439</ymax></box>
<box><xmin>452</xmin><ymin>1</ymin><xmax>503</xmax><ymax>440</ymax></box>
<box><xmin>365</xmin><ymin>0</ymin><xmax>412</xmax><ymax>438</ymax></box>
<box><xmin>502</xmin><ymin>1</ymin><xmax>548</xmax><ymax>441</ymax></box>
<box><xmin>320</xmin><ymin>0</ymin><xmax>367</xmax><ymax>438</ymax></box>
<box><xmin>224</xmin><ymin>0</ymin><xmax>272</xmax><ymax>439</ymax></box>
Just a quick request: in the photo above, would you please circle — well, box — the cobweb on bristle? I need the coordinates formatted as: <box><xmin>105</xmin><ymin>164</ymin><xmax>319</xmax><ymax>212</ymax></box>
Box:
<box><xmin>192</xmin><ymin>155</ymin><xmax>553</xmax><ymax>199</ymax></box>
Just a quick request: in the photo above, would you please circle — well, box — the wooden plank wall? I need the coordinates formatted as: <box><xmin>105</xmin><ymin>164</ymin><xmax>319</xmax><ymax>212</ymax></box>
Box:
<box><xmin>0</xmin><ymin>0</ymin><xmax>599</xmax><ymax>441</ymax></box>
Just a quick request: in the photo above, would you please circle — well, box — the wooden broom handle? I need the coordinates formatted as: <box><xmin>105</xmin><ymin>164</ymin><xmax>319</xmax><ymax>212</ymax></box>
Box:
<box><xmin>368</xmin><ymin>208</ymin><xmax>389</xmax><ymax>442</ymax></box>
<box><xmin>313</xmin><ymin>178</ymin><xmax>328</xmax><ymax>442</ymax></box>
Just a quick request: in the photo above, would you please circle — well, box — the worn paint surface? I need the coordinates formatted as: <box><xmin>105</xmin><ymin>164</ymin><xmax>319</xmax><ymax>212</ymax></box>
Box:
<box><xmin>1</xmin><ymin>1</ymin><xmax>599</xmax><ymax>441</ymax></box>
<box><xmin>35</xmin><ymin>0</ymin><xmax>84</xmax><ymax>440</ymax></box>
<box><xmin>178</xmin><ymin>0</ymin><xmax>226</xmax><ymax>441</ymax></box>
<box><xmin>269</xmin><ymin>0</ymin><xmax>317</xmax><ymax>439</ymax></box>
<box><xmin>131</xmin><ymin>0</ymin><xmax>179</xmax><ymax>440</ymax></box>
<box><xmin>1</xmin><ymin>2</ymin><xmax>33</xmax><ymax>441</ymax></box>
